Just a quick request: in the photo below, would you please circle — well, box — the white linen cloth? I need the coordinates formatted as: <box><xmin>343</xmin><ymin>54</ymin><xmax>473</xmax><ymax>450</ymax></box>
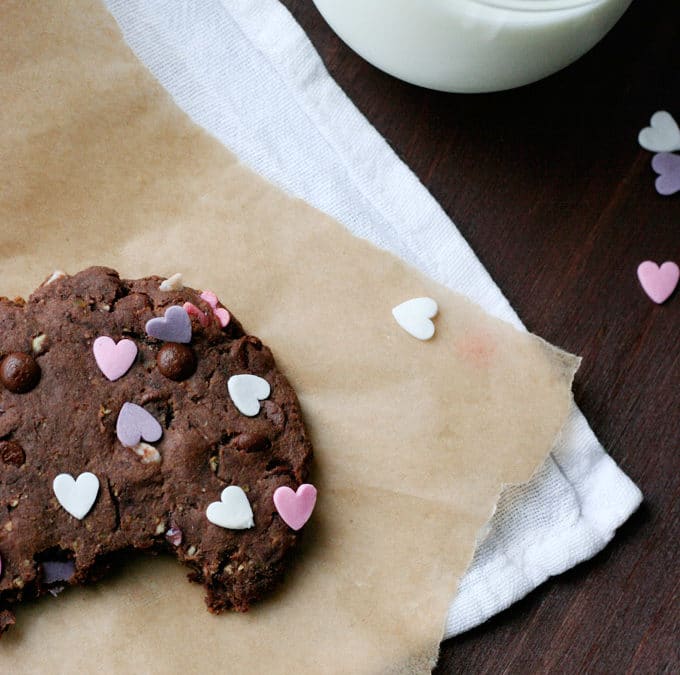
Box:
<box><xmin>103</xmin><ymin>0</ymin><xmax>642</xmax><ymax>639</ymax></box>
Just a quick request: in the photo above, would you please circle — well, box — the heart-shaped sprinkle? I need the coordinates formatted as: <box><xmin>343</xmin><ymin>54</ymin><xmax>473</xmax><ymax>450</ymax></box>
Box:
<box><xmin>53</xmin><ymin>472</ymin><xmax>99</xmax><ymax>520</ymax></box>
<box><xmin>273</xmin><ymin>484</ymin><xmax>317</xmax><ymax>531</ymax></box>
<box><xmin>637</xmin><ymin>261</ymin><xmax>679</xmax><ymax>304</ymax></box>
<box><xmin>200</xmin><ymin>290</ymin><xmax>219</xmax><ymax>308</ymax></box>
<box><xmin>116</xmin><ymin>402</ymin><xmax>163</xmax><ymax>448</ymax></box>
<box><xmin>392</xmin><ymin>297</ymin><xmax>438</xmax><ymax>340</ymax></box>
<box><xmin>213</xmin><ymin>307</ymin><xmax>230</xmax><ymax>327</ymax></box>
<box><xmin>183</xmin><ymin>302</ymin><xmax>210</xmax><ymax>327</ymax></box>
<box><xmin>639</xmin><ymin>111</ymin><xmax>680</xmax><ymax>153</ymax></box>
<box><xmin>200</xmin><ymin>290</ymin><xmax>231</xmax><ymax>328</ymax></box>
<box><xmin>651</xmin><ymin>153</ymin><xmax>680</xmax><ymax>195</ymax></box>
<box><xmin>227</xmin><ymin>374</ymin><xmax>271</xmax><ymax>417</ymax></box>
<box><xmin>41</xmin><ymin>560</ymin><xmax>76</xmax><ymax>584</ymax></box>
<box><xmin>145</xmin><ymin>305</ymin><xmax>192</xmax><ymax>343</ymax></box>
<box><xmin>92</xmin><ymin>336</ymin><xmax>137</xmax><ymax>381</ymax></box>
<box><xmin>206</xmin><ymin>486</ymin><xmax>254</xmax><ymax>529</ymax></box>
<box><xmin>159</xmin><ymin>273</ymin><xmax>184</xmax><ymax>291</ymax></box>
<box><xmin>45</xmin><ymin>270</ymin><xmax>67</xmax><ymax>286</ymax></box>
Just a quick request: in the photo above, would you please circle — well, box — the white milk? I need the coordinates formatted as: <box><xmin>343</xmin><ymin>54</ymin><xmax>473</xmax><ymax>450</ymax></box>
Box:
<box><xmin>312</xmin><ymin>0</ymin><xmax>633</xmax><ymax>92</ymax></box>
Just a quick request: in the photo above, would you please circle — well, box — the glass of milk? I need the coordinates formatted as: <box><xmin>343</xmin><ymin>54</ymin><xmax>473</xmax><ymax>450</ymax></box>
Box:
<box><xmin>312</xmin><ymin>0</ymin><xmax>633</xmax><ymax>92</ymax></box>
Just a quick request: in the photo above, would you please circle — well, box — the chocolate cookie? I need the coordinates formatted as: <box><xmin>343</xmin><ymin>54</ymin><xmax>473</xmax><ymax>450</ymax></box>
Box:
<box><xmin>0</xmin><ymin>267</ymin><xmax>316</xmax><ymax>635</ymax></box>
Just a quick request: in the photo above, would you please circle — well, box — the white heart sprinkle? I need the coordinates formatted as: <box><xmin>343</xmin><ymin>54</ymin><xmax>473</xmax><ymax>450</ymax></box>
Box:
<box><xmin>227</xmin><ymin>374</ymin><xmax>271</xmax><ymax>417</ymax></box>
<box><xmin>45</xmin><ymin>270</ymin><xmax>68</xmax><ymax>286</ymax></box>
<box><xmin>206</xmin><ymin>486</ymin><xmax>254</xmax><ymax>530</ymax></box>
<box><xmin>159</xmin><ymin>273</ymin><xmax>184</xmax><ymax>291</ymax></box>
<box><xmin>53</xmin><ymin>472</ymin><xmax>99</xmax><ymax>520</ymax></box>
<box><xmin>638</xmin><ymin>111</ymin><xmax>680</xmax><ymax>153</ymax></box>
<box><xmin>392</xmin><ymin>297</ymin><xmax>438</xmax><ymax>340</ymax></box>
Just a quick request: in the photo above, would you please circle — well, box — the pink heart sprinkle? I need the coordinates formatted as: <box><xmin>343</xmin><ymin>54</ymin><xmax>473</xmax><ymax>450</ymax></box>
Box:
<box><xmin>213</xmin><ymin>307</ymin><xmax>230</xmax><ymax>328</ymax></box>
<box><xmin>200</xmin><ymin>291</ymin><xmax>230</xmax><ymax>328</ymax></box>
<box><xmin>183</xmin><ymin>302</ymin><xmax>210</xmax><ymax>327</ymax></box>
<box><xmin>200</xmin><ymin>290</ymin><xmax>219</xmax><ymax>309</ymax></box>
<box><xmin>92</xmin><ymin>336</ymin><xmax>138</xmax><ymax>381</ymax></box>
<box><xmin>273</xmin><ymin>484</ymin><xmax>317</xmax><ymax>531</ymax></box>
<box><xmin>637</xmin><ymin>260</ymin><xmax>679</xmax><ymax>304</ymax></box>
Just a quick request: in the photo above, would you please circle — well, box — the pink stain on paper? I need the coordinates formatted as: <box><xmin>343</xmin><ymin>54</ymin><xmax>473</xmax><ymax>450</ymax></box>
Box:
<box><xmin>455</xmin><ymin>332</ymin><xmax>496</xmax><ymax>369</ymax></box>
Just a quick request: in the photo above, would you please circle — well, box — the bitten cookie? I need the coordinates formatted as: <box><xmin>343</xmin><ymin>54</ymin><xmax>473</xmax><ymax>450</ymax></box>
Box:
<box><xmin>0</xmin><ymin>267</ymin><xmax>316</xmax><ymax>634</ymax></box>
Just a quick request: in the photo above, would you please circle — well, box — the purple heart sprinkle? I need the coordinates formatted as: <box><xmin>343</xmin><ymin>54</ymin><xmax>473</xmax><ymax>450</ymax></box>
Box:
<box><xmin>145</xmin><ymin>305</ymin><xmax>192</xmax><ymax>344</ymax></box>
<box><xmin>116</xmin><ymin>402</ymin><xmax>163</xmax><ymax>448</ymax></box>
<box><xmin>651</xmin><ymin>152</ymin><xmax>680</xmax><ymax>196</ymax></box>
<box><xmin>165</xmin><ymin>526</ymin><xmax>183</xmax><ymax>547</ymax></box>
<box><xmin>41</xmin><ymin>560</ymin><xmax>76</xmax><ymax>584</ymax></box>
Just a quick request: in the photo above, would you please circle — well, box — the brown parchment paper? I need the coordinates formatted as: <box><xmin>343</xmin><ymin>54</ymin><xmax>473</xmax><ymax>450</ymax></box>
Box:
<box><xmin>0</xmin><ymin>1</ymin><xmax>579</xmax><ymax>673</ymax></box>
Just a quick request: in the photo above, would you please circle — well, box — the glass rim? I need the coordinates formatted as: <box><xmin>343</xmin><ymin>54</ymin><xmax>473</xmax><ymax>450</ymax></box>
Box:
<box><xmin>468</xmin><ymin>0</ymin><xmax>602</xmax><ymax>12</ymax></box>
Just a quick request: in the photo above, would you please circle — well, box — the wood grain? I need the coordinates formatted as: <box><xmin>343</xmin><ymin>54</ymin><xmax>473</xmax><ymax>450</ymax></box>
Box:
<box><xmin>279</xmin><ymin>1</ymin><xmax>679</xmax><ymax>672</ymax></box>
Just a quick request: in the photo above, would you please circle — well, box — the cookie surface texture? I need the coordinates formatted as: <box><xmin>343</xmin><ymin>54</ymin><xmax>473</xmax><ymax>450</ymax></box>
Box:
<box><xmin>0</xmin><ymin>267</ymin><xmax>313</xmax><ymax>634</ymax></box>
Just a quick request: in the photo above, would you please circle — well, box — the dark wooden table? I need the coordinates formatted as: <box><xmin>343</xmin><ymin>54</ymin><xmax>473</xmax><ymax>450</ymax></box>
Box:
<box><xmin>281</xmin><ymin>1</ymin><xmax>679</xmax><ymax>672</ymax></box>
